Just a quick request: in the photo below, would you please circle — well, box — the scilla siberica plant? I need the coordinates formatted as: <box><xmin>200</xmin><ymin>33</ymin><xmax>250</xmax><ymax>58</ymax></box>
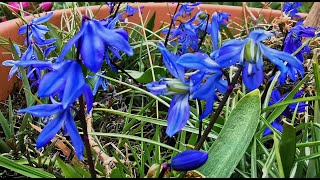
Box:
<box><xmin>2</xmin><ymin>1</ymin><xmax>316</xmax><ymax>177</ymax></box>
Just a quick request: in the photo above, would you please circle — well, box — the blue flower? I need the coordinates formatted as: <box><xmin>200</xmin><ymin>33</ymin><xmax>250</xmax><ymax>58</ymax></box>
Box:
<box><xmin>18</xmin><ymin>104</ymin><xmax>84</xmax><ymax>160</ymax></box>
<box><xmin>146</xmin><ymin>43</ymin><xmax>192</xmax><ymax>137</ymax></box>
<box><xmin>18</xmin><ymin>12</ymin><xmax>57</xmax><ymax>46</ymax></box>
<box><xmin>173</xmin><ymin>2</ymin><xmax>202</xmax><ymax>21</ymax></box>
<box><xmin>283</xmin><ymin>2</ymin><xmax>302</xmax><ymax>18</ymax></box>
<box><xmin>162</xmin><ymin>19</ymin><xmax>198</xmax><ymax>54</ymax></box>
<box><xmin>284</xmin><ymin>23</ymin><xmax>317</xmax><ymax>62</ymax></box>
<box><xmin>57</xmin><ymin>16</ymin><xmax>133</xmax><ymax>73</ymax></box>
<box><xmin>177</xmin><ymin>52</ymin><xmax>227</xmax><ymax>120</ymax></box>
<box><xmin>125</xmin><ymin>5</ymin><xmax>143</xmax><ymax>17</ymax></box>
<box><xmin>171</xmin><ymin>150</ymin><xmax>208</xmax><ymax>171</ymax></box>
<box><xmin>210</xmin><ymin>12</ymin><xmax>230</xmax><ymax>51</ymax></box>
<box><xmin>212</xmin><ymin>30</ymin><xmax>304</xmax><ymax>91</ymax></box>
<box><xmin>87</xmin><ymin>71</ymin><xmax>110</xmax><ymax>96</ymax></box>
<box><xmin>106</xmin><ymin>2</ymin><xmax>116</xmax><ymax>14</ymax></box>
<box><xmin>263</xmin><ymin>89</ymin><xmax>308</xmax><ymax>136</ymax></box>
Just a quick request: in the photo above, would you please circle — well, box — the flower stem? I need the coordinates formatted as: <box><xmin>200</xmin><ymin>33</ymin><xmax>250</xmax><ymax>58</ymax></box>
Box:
<box><xmin>76</xmin><ymin>40</ymin><xmax>96</xmax><ymax>178</ymax></box>
<box><xmin>195</xmin><ymin>13</ymin><xmax>210</xmax><ymax>52</ymax></box>
<box><xmin>78</xmin><ymin>95</ymin><xmax>96</xmax><ymax>178</ymax></box>
<box><xmin>112</xmin><ymin>2</ymin><xmax>122</xmax><ymax>18</ymax></box>
<box><xmin>164</xmin><ymin>2</ymin><xmax>180</xmax><ymax>47</ymax></box>
<box><xmin>195</xmin><ymin>66</ymin><xmax>243</xmax><ymax>150</ymax></box>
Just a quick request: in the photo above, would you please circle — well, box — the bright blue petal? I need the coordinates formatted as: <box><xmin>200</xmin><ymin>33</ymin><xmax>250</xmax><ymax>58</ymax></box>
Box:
<box><xmin>177</xmin><ymin>53</ymin><xmax>221</xmax><ymax>73</ymax></box>
<box><xmin>242</xmin><ymin>61</ymin><xmax>264</xmax><ymax>91</ymax></box>
<box><xmin>171</xmin><ymin>150</ymin><xmax>208</xmax><ymax>171</ymax></box>
<box><xmin>166</xmin><ymin>94</ymin><xmax>190</xmax><ymax>137</ymax></box>
<box><xmin>38</xmin><ymin>62</ymin><xmax>68</xmax><ymax>97</ymax></box>
<box><xmin>158</xmin><ymin>42</ymin><xmax>185</xmax><ymax>82</ymax></box>
<box><xmin>64</xmin><ymin>109</ymin><xmax>84</xmax><ymax>160</ymax></box>
<box><xmin>62</xmin><ymin>61</ymin><xmax>85</xmax><ymax>109</ymax></box>
<box><xmin>83</xmin><ymin>84</ymin><xmax>93</xmax><ymax>113</ymax></box>
<box><xmin>32</xmin><ymin>12</ymin><xmax>53</xmax><ymax>24</ymax></box>
<box><xmin>44</xmin><ymin>46</ymin><xmax>56</xmax><ymax>57</ymax></box>
<box><xmin>13</xmin><ymin>44</ymin><xmax>21</xmax><ymax>57</ymax></box>
<box><xmin>18</xmin><ymin>25</ymin><xmax>27</xmax><ymax>35</ymax></box>
<box><xmin>80</xmin><ymin>21</ymin><xmax>105</xmax><ymax>73</ymax></box>
<box><xmin>36</xmin><ymin>111</ymin><xmax>65</xmax><ymax>149</ymax></box>
<box><xmin>18</xmin><ymin>103</ymin><xmax>63</xmax><ymax>117</ymax></box>
<box><xmin>57</xmin><ymin>23</ymin><xmax>86</xmax><ymax>62</ymax></box>
<box><xmin>263</xmin><ymin>121</ymin><xmax>283</xmax><ymax>136</ymax></box>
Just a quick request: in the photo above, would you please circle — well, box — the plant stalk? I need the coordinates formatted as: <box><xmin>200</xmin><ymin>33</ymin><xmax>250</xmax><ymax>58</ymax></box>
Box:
<box><xmin>195</xmin><ymin>66</ymin><xmax>243</xmax><ymax>150</ymax></box>
<box><xmin>164</xmin><ymin>2</ymin><xmax>180</xmax><ymax>47</ymax></box>
<box><xmin>76</xmin><ymin>39</ymin><xmax>96</xmax><ymax>178</ymax></box>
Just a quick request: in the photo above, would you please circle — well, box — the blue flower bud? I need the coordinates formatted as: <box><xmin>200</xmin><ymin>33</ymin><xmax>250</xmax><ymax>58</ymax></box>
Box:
<box><xmin>171</xmin><ymin>150</ymin><xmax>208</xmax><ymax>171</ymax></box>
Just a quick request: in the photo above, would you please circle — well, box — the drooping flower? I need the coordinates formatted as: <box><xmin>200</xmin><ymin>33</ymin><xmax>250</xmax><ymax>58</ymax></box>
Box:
<box><xmin>39</xmin><ymin>2</ymin><xmax>53</xmax><ymax>11</ymax></box>
<box><xmin>13</xmin><ymin>60</ymin><xmax>93</xmax><ymax>160</ymax></box>
<box><xmin>171</xmin><ymin>150</ymin><xmax>208</xmax><ymax>171</ymax></box>
<box><xmin>177</xmin><ymin>52</ymin><xmax>227</xmax><ymax>120</ymax></box>
<box><xmin>173</xmin><ymin>2</ymin><xmax>202</xmax><ymax>21</ymax></box>
<box><xmin>284</xmin><ymin>22</ymin><xmax>317</xmax><ymax>62</ymax></box>
<box><xmin>146</xmin><ymin>43</ymin><xmax>192</xmax><ymax>137</ymax></box>
<box><xmin>87</xmin><ymin>71</ymin><xmax>110</xmax><ymax>96</ymax></box>
<box><xmin>57</xmin><ymin>16</ymin><xmax>133</xmax><ymax>73</ymax></box>
<box><xmin>283</xmin><ymin>2</ymin><xmax>302</xmax><ymax>19</ymax></box>
<box><xmin>212</xmin><ymin>29</ymin><xmax>304</xmax><ymax>91</ymax></box>
<box><xmin>106</xmin><ymin>2</ymin><xmax>116</xmax><ymax>14</ymax></box>
<box><xmin>18</xmin><ymin>12</ymin><xmax>57</xmax><ymax>46</ymax></box>
<box><xmin>18</xmin><ymin>104</ymin><xmax>84</xmax><ymax>160</ymax></box>
<box><xmin>263</xmin><ymin>89</ymin><xmax>308</xmax><ymax>136</ymax></box>
<box><xmin>125</xmin><ymin>5</ymin><xmax>143</xmax><ymax>17</ymax></box>
<box><xmin>210</xmin><ymin>12</ymin><xmax>230</xmax><ymax>51</ymax></box>
<box><xmin>162</xmin><ymin>17</ymin><xmax>199</xmax><ymax>54</ymax></box>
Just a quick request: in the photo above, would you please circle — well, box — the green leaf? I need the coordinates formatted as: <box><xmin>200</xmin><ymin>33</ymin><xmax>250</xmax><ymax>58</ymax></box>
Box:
<box><xmin>279</xmin><ymin>122</ymin><xmax>296</xmax><ymax>177</ymax></box>
<box><xmin>56</xmin><ymin>157</ymin><xmax>82</xmax><ymax>178</ymax></box>
<box><xmin>110</xmin><ymin>168</ymin><xmax>127</xmax><ymax>178</ymax></box>
<box><xmin>0</xmin><ymin>110</ymin><xmax>11</xmax><ymax>139</ymax></box>
<box><xmin>0</xmin><ymin>155</ymin><xmax>55</xmax><ymax>178</ymax></box>
<box><xmin>146</xmin><ymin>11</ymin><xmax>156</xmax><ymax>37</ymax></box>
<box><xmin>126</xmin><ymin>66</ymin><xmax>167</xmax><ymax>83</ymax></box>
<box><xmin>198</xmin><ymin>89</ymin><xmax>261</xmax><ymax>178</ymax></box>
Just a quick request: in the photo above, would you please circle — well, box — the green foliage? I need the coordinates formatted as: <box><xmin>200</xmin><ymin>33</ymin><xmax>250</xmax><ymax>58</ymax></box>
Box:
<box><xmin>198</xmin><ymin>89</ymin><xmax>261</xmax><ymax>177</ymax></box>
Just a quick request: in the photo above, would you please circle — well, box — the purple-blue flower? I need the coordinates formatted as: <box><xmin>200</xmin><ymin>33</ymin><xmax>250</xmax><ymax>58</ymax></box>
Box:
<box><xmin>125</xmin><ymin>5</ymin><xmax>143</xmax><ymax>17</ymax></box>
<box><xmin>18</xmin><ymin>12</ymin><xmax>57</xmax><ymax>46</ymax></box>
<box><xmin>284</xmin><ymin>22</ymin><xmax>317</xmax><ymax>62</ymax></box>
<box><xmin>171</xmin><ymin>150</ymin><xmax>208</xmax><ymax>171</ymax></box>
<box><xmin>106</xmin><ymin>2</ymin><xmax>116</xmax><ymax>14</ymax></box>
<box><xmin>13</xmin><ymin>60</ymin><xmax>93</xmax><ymax>160</ymax></box>
<box><xmin>173</xmin><ymin>2</ymin><xmax>202</xmax><ymax>21</ymax></box>
<box><xmin>210</xmin><ymin>12</ymin><xmax>230</xmax><ymax>51</ymax></box>
<box><xmin>57</xmin><ymin>16</ymin><xmax>133</xmax><ymax>73</ymax></box>
<box><xmin>212</xmin><ymin>30</ymin><xmax>304</xmax><ymax>91</ymax></box>
<box><xmin>283</xmin><ymin>2</ymin><xmax>302</xmax><ymax>19</ymax></box>
<box><xmin>87</xmin><ymin>71</ymin><xmax>110</xmax><ymax>96</ymax></box>
<box><xmin>177</xmin><ymin>52</ymin><xmax>226</xmax><ymax>120</ymax></box>
<box><xmin>146</xmin><ymin>43</ymin><xmax>191</xmax><ymax>137</ymax></box>
<box><xmin>263</xmin><ymin>89</ymin><xmax>308</xmax><ymax>136</ymax></box>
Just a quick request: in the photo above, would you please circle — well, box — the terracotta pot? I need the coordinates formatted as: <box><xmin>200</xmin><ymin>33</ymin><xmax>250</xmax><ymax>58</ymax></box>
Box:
<box><xmin>0</xmin><ymin>3</ymin><xmax>308</xmax><ymax>101</ymax></box>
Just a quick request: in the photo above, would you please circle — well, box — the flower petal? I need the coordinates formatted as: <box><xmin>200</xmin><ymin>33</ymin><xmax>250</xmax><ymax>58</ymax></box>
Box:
<box><xmin>64</xmin><ymin>109</ymin><xmax>84</xmax><ymax>160</ymax></box>
<box><xmin>83</xmin><ymin>84</ymin><xmax>93</xmax><ymax>113</ymax></box>
<box><xmin>171</xmin><ymin>150</ymin><xmax>208</xmax><ymax>171</ymax></box>
<box><xmin>18</xmin><ymin>103</ymin><xmax>63</xmax><ymax>117</ymax></box>
<box><xmin>32</xmin><ymin>12</ymin><xmax>53</xmax><ymax>24</ymax></box>
<box><xmin>166</xmin><ymin>94</ymin><xmax>190</xmax><ymax>137</ymax></box>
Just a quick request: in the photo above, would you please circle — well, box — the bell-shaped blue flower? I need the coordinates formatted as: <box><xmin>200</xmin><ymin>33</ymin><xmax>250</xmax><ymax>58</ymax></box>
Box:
<box><xmin>263</xmin><ymin>89</ymin><xmax>308</xmax><ymax>136</ymax></box>
<box><xmin>125</xmin><ymin>5</ymin><xmax>143</xmax><ymax>17</ymax></box>
<box><xmin>18</xmin><ymin>104</ymin><xmax>84</xmax><ymax>160</ymax></box>
<box><xmin>146</xmin><ymin>43</ymin><xmax>193</xmax><ymax>137</ymax></box>
<box><xmin>171</xmin><ymin>150</ymin><xmax>208</xmax><ymax>171</ymax></box>
<box><xmin>210</xmin><ymin>12</ymin><xmax>230</xmax><ymax>51</ymax></box>
<box><xmin>57</xmin><ymin>16</ymin><xmax>133</xmax><ymax>73</ymax></box>
<box><xmin>283</xmin><ymin>2</ymin><xmax>302</xmax><ymax>18</ymax></box>
<box><xmin>18</xmin><ymin>12</ymin><xmax>57</xmax><ymax>46</ymax></box>
<box><xmin>284</xmin><ymin>22</ymin><xmax>317</xmax><ymax>62</ymax></box>
<box><xmin>173</xmin><ymin>2</ymin><xmax>202</xmax><ymax>21</ymax></box>
<box><xmin>213</xmin><ymin>29</ymin><xmax>304</xmax><ymax>91</ymax></box>
<box><xmin>177</xmin><ymin>52</ymin><xmax>227</xmax><ymax>120</ymax></box>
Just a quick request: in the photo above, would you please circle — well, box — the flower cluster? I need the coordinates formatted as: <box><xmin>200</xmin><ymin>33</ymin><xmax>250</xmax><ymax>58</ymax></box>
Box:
<box><xmin>3</xmin><ymin>7</ymin><xmax>133</xmax><ymax>160</ymax></box>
